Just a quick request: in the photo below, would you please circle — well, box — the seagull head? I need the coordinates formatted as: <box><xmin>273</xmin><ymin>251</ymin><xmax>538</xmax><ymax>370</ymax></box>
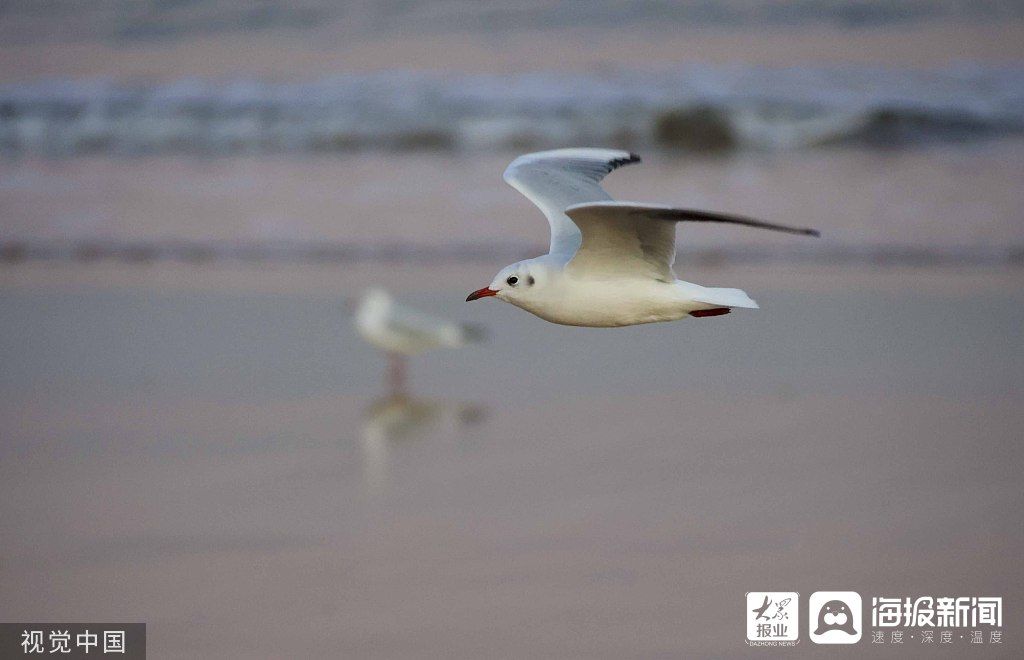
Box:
<box><xmin>466</xmin><ymin>259</ymin><xmax>545</xmax><ymax>304</ymax></box>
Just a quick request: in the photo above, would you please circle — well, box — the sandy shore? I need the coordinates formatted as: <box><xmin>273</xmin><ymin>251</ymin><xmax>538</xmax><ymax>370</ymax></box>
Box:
<box><xmin>2</xmin><ymin>21</ymin><xmax>1024</xmax><ymax>83</ymax></box>
<box><xmin>3</xmin><ymin>144</ymin><xmax>1023</xmax><ymax>252</ymax></box>
<box><xmin>1</xmin><ymin>260</ymin><xmax>1022</xmax><ymax>299</ymax></box>
<box><xmin>0</xmin><ymin>265</ymin><xmax>1021</xmax><ymax>658</ymax></box>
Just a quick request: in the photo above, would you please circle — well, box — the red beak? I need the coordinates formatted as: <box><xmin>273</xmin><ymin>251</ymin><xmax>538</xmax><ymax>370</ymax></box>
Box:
<box><xmin>466</xmin><ymin>287</ymin><xmax>498</xmax><ymax>301</ymax></box>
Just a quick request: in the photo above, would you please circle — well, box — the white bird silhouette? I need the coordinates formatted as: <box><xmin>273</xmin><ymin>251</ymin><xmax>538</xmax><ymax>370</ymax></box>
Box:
<box><xmin>466</xmin><ymin>148</ymin><xmax>818</xmax><ymax>327</ymax></box>
<box><xmin>355</xmin><ymin>288</ymin><xmax>484</xmax><ymax>395</ymax></box>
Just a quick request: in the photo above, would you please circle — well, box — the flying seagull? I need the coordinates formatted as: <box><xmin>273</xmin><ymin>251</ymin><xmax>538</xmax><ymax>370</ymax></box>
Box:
<box><xmin>355</xmin><ymin>288</ymin><xmax>484</xmax><ymax>395</ymax></box>
<box><xmin>466</xmin><ymin>148</ymin><xmax>819</xmax><ymax>327</ymax></box>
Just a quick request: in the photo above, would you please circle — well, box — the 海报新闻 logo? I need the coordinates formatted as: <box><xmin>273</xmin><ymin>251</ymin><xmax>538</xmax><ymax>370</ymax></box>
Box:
<box><xmin>809</xmin><ymin>591</ymin><xmax>862</xmax><ymax>644</ymax></box>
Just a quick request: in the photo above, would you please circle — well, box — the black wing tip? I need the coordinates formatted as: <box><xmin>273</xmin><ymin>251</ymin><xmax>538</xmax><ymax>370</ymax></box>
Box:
<box><xmin>768</xmin><ymin>224</ymin><xmax>820</xmax><ymax>237</ymax></box>
<box><xmin>658</xmin><ymin>207</ymin><xmax>822</xmax><ymax>238</ymax></box>
<box><xmin>609</xmin><ymin>152</ymin><xmax>641</xmax><ymax>169</ymax></box>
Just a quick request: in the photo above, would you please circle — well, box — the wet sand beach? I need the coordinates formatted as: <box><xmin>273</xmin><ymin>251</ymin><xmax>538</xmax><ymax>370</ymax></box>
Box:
<box><xmin>2</xmin><ymin>19</ymin><xmax>1024</xmax><ymax>81</ymax></box>
<box><xmin>2</xmin><ymin>2</ymin><xmax>1022</xmax><ymax>656</ymax></box>
<box><xmin>0</xmin><ymin>263</ymin><xmax>1021</xmax><ymax>658</ymax></box>
<box><xmin>3</xmin><ymin>143</ymin><xmax>1023</xmax><ymax>252</ymax></box>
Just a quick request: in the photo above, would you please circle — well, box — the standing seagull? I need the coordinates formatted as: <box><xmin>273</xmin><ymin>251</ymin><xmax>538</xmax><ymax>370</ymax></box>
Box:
<box><xmin>466</xmin><ymin>148</ymin><xmax>819</xmax><ymax>327</ymax></box>
<box><xmin>355</xmin><ymin>288</ymin><xmax>484</xmax><ymax>396</ymax></box>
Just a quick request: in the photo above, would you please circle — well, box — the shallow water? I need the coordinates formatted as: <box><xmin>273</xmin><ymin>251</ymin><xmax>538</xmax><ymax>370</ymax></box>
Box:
<box><xmin>0</xmin><ymin>265</ymin><xmax>1021</xmax><ymax>658</ymax></box>
<box><xmin>4</xmin><ymin>141</ymin><xmax>1024</xmax><ymax>256</ymax></box>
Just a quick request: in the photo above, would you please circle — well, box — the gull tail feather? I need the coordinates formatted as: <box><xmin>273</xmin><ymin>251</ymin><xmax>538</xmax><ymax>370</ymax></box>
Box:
<box><xmin>692</xmin><ymin>287</ymin><xmax>759</xmax><ymax>310</ymax></box>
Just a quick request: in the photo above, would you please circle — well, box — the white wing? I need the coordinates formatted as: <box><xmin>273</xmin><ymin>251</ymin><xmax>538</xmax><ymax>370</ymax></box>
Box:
<box><xmin>564</xmin><ymin>201</ymin><xmax>819</xmax><ymax>282</ymax></box>
<box><xmin>503</xmin><ymin>148</ymin><xmax>640</xmax><ymax>258</ymax></box>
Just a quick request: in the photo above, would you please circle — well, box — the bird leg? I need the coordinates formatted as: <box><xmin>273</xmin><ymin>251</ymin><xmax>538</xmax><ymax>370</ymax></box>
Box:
<box><xmin>386</xmin><ymin>352</ymin><xmax>408</xmax><ymax>398</ymax></box>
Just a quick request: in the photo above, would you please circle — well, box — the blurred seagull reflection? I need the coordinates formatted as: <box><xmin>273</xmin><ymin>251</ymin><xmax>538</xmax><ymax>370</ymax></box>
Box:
<box><xmin>354</xmin><ymin>288</ymin><xmax>485</xmax><ymax>397</ymax></box>
<box><xmin>354</xmin><ymin>288</ymin><xmax>487</xmax><ymax>492</ymax></box>
<box><xmin>361</xmin><ymin>397</ymin><xmax>487</xmax><ymax>493</ymax></box>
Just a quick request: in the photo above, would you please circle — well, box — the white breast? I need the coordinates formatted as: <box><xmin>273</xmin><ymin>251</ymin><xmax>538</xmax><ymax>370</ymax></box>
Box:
<box><xmin>512</xmin><ymin>277</ymin><xmax>698</xmax><ymax>327</ymax></box>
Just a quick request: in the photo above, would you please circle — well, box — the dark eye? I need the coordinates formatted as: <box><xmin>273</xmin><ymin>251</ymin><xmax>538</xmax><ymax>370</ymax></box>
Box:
<box><xmin>506</xmin><ymin>276</ymin><xmax>518</xmax><ymax>286</ymax></box>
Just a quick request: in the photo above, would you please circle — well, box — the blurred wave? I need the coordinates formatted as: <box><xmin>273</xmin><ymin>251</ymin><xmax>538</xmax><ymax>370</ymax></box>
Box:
<box><xmin>2</xmin><ymin>66</ymin><xmax>1022</xmax><ymax>156</ymax></box>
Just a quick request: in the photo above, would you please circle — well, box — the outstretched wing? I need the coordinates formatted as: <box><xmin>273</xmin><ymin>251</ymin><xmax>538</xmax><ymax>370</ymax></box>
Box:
<box><xmin>503</xmin><ymin>148</ymin><xmax>640</xmax><ymax>258</ymax></box>
<box><xmin>564</xmin><ymin>201</ymin><xmax>819</xmax><ymax>281</ymax></box>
